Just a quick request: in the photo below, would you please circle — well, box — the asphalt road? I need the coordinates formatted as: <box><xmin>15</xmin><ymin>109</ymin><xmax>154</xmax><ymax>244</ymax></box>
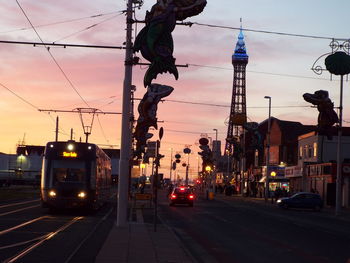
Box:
<box><xmin>156</xmin><ymin>189</ymin><xmax>350</xmax><ymax>263</ymax></box>
<box><xmin>0</xmin><ymin>194</ymin><xmax>116</xmax><ymax>263</ymax></box>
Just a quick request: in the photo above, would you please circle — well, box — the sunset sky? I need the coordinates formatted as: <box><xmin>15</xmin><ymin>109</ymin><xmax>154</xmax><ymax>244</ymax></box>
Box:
<box><xmin>0</xmin><ymin>0</ymin><xmax>349</xmax><ymax>179</ymax></box>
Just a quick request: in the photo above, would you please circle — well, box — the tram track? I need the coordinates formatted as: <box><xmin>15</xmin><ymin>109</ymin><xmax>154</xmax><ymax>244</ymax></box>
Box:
<box><xmin>0</xmin><ymin>199</ymin><xmax>40</xmax><ymax>209</ymax></box>
<box><xmin>0</xmin><ymin>197</ymin><xmax>115</xmax><ymax>262</ymax></box>
<box><xmin>3</xmin><ymin>216</ymin><xmax>83</xmax><ymax>263</ymax></box>
<box><xmin>0</xmin><ymin>216</ymin><xmax>50</xmax><ymax>236</ymax></box>
<box><xmin>0</xmin><ymin>204</ymin><xmax>41</xmax><ymax>217</ymax></box>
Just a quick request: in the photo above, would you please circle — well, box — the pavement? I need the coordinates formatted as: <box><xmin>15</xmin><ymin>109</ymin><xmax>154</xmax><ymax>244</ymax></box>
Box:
<box><xmin>95</xmin><ymin>191</ymin><xmax>194</xmax><ymax>263</ymax></box>
<box><xmin>95</xmin><ymin>190</ymin><xmax>350</xmax><ymax>263</ymax></box>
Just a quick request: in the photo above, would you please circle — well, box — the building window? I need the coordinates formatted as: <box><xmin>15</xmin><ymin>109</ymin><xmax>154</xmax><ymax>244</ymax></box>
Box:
<box><xmin>304</xmin><ymin>146</ymin><xmax>308</xmax><ymax>158</ymax></box>
<box><xmin>308</xmin><ymin>147</ymin><xmax>312</xmax><ymax>158</ymax></box>
<box><xmin>299</xmin><ymin>146</ymin><xmax>303</xmax><ymax>159</ymax></box>
<box><xmin>313</xmin><ymin>142</ymin><xmax>317</xmax><ymax>157</ymax></box>
<box><xmin>254</xmin><ymin>150</ymin><xmax>258</xmax><ymax>167</ymax></box>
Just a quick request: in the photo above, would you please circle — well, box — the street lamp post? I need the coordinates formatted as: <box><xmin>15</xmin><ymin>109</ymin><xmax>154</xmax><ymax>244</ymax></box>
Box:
<box><xmin>169</xmin><ymin>148</ymin><xmax>173</xmax><ymax>183</ymax></box>
<box><xmin>264</xmin><ymin>96</ymin><xmax>271</xmax><ymax>202</ymax></box>
<box><xmin>213</xmin><ymin>129</ymin><xmax>218</xmax><ymax>191</ymax></box>
<box><xmin>184</xmin><ymin>147</ymin><xmax>191</xmax><ymax>186</ymax></box>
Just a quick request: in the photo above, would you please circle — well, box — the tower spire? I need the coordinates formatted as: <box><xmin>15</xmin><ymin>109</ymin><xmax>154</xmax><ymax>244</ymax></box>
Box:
<box><xmin>225</xmin><ymin>21</ymin><xmax>249</xmax><ymax>157</ymax></box>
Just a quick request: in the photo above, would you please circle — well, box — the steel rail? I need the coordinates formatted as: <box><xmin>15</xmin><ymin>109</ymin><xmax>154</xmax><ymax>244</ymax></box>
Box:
<box><xmin>3</xmin><ymin>216</ymin><xmax>83</xmax><ymax>263</ymax></box>
<box><xmin>63</xmin><ymin>207</ymin><xmax>113</xmax><ymax>263</ymax></box>
<box><xmin>0</xmin><ymin>216</ymin><xmax>50</xmax><ymax>236</ymax></box>
<box><xmin>0</xmin><ymin>199</ymin><xmax>40</xmax><ymax>209</ymax></box>
<box><xmin>0</xmin><ymin>205</ymin><xmax>40</xmax><ymax>217</ymax></box>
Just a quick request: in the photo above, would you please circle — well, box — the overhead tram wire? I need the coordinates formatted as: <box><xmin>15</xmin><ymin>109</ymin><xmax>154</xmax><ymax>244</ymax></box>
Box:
<box><xmin>53</xmin><ymin>13</ymin><xmax>123</xmax><ymax>43</ymax></box>
<box><xmin>15</xmin><ymin>0</ymin><xmax>110</xmax><ymax>143</ymax></box>
<box><xmin>16</xmin><ymin>0</ymin><xmax>90</xmax><ymax>108</ymax></box>
<box><xmin>0</xmin><ymin>82</ymin><xmax>39</xmax><ymax>111</ymax></box>
<box><xmin>133</xmin><ymin>97</ymin><xmax>310</xmax><ymax>109</ymax></box>
<box><xmin>0</xmin><ymin>40</ymin><xmax>124</xmax><ymax>50</ymax></box>
<box><xmin>188</xmin><ymin>64</ymin><xmax>330</xmax><ymax>81</ymax></box>
<box><xmin>0</xmin><ymin>82</ymin><xmax>69</xmax><ymax>136</ymax></box>
<box><xmin>188</xmin><ymin>22</ymin><xmax>346</xmax><ymax>41</ymax></box>
<box><xmin>0</xmin><ymin>11</ymin><xmax>124</xmax><ymax>34</ymax></box>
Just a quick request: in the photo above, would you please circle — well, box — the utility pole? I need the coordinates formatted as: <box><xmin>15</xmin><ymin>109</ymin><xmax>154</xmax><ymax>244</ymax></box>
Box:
<box><xmin>55</xmin><ymin>116</ymin><xmax>59</xmax><ymax>142</ymax></box>
<box><xmin>264</xmin><ymin>96</ymin><xmax>271</xmax><ymax>202</ymax></box>
<box><xmin>169</xmin><ymin>148</ymin><xmax>173</xmax><ymax>183</ymax></box>
<box><xmin>335</xmin><ymin>75</ymin><xmax>344</xmax><ymax>216</ymax></box>
<box><xmin>117</xmin><ymin>0</ymin><xmax>133</xmax><ymax>227</ymax></box>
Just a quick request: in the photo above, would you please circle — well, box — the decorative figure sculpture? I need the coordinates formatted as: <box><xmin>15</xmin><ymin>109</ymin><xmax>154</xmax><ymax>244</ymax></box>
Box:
<box><xmin>303</xmin><ymin>90</ymin><xmax>339</xmax><ymax>139</ymax></box>
<box><xmin>134</xmin><ymin>0</ymin><xmax>207</xmax><ymax>87</ymax></box>
<box><xmin>134</xmin><ymin>83</ymin><xmax>174</xmax><ymax>159</ymax></box>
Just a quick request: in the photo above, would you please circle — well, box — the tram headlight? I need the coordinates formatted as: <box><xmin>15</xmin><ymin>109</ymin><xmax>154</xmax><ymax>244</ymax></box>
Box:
<box><xmin>49</xmin><ymin>190</ymin><xmax>56</xmax><ymax>198</ymax></box>
<box><xmin>78</xmin><ymin>191</ymin><xmax>86</xmax><ymax>198</ymax></box>
<box><xmin>67</xmin><ymin>143</ymin><xmax>74</xmax><ymax>151</ymax></box>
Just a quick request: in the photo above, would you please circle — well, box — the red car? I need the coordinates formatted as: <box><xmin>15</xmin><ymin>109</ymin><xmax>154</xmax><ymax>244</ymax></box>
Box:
<box><xmin>169</xmin><ymin>187</ymin><xmax>195</xmax><ymax>207</ymax></box>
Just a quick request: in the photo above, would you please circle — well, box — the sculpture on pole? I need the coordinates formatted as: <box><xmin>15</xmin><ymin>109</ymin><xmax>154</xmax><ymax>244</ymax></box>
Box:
<box><xmin>134</xmin><ymin>84</ymin><xmax>174</xmax><ymax>159</ymax></box>
<box><xmin>134</xmin><ymin>0</ymin><xmax>207</xmax><ymax>87</ymax></box>
<box><xmin>133</xmin><ymin>0</ymin><xmax>207</xmax><ymax>160</ymax></box>
<box><xmin>303</xmin><ymin>90</ymin><xmax>339</xmax><ymax>139</ymax></box>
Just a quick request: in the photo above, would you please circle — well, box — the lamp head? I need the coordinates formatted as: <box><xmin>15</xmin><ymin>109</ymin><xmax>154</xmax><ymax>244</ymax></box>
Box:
<box><xmin>264</xmin><ymin>96</ymin><xmax>271</xmax><ymax>99</ymax></box>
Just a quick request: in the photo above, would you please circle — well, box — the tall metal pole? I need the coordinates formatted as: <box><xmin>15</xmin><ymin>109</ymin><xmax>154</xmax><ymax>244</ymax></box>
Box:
<box><xmin>336</xmin><ymin>75</ymin><xmax>344</xmax><ymax>216</ymax></box>
<box><xmin>241</xmin><ymin>130</ymin><xmax>246</xmax><ymax>196</ymax></box>
<box><xmin>154</xmin><ymin>140</ymin><xmax>160</xmax><ymax>232</ymax></box>
<box><xmin>170</xmin><ymin>148</ymin><xmax>173</xmax><ymax>183</ymax></box>
<box><xmin>264</xmin><ymin>96</ymin><xmax>271</xmax><ymax>202</ymax></box>
<box><xmin>185</xmin><ymin>153</ymin><xmax>190</xmax><ymax>186</ymax></box>
<box><xmin>55</xmin><ymin>116</ymin><xmax>59</xmax><ymax>142</ymax></box>
<box><xmin>117</xmin><ymin>0</ymin><xmax>133</xmax><ymax>227</ymax></box>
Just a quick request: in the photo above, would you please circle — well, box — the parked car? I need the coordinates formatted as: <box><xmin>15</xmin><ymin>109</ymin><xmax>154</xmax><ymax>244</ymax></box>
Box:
<box><xmin>169</xmin><ymin>186</ymin><xmax>195</xmax><ymax>207</ymax></box>
<box><xmin>276</xmin><ymin>192</ymin><xmax>323</xmax><ymax>211</ymax></box>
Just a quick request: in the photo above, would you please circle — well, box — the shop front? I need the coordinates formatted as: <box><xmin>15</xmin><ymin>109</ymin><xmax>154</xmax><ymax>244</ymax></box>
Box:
<box><xmin>260</xmin><ymin>166</ymin><xmax>289</xmax><ymax>197</ymax></box>
<box><xmin>285</xmin><ymin>166</ymin><xmax>303</xmax><ymax>194</ymax></box>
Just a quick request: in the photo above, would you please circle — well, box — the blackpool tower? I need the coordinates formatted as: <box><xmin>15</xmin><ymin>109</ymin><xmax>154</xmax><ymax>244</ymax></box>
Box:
<box><xmin>224</xmin><ymin>26</ymin><xmax>249</xmax><ymax>157</ymax></box>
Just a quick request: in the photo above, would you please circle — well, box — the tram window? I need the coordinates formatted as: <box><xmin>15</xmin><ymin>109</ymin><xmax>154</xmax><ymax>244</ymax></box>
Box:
<box><xmin>54</xmin><ymin>168</ymin><xmax>85</xmax><ymax>182</ymax></box>
<box><xmin>52</xmin><ymin>160</ymin><xmax>86</xmax><ymax>183</ymax></box>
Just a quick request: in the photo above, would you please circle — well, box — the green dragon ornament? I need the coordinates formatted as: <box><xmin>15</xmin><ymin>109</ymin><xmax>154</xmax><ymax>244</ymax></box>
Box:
<box><xmin>134</xmin><ymin>0</ymin><xmax>207</xmax><ymax>87</ymax></box>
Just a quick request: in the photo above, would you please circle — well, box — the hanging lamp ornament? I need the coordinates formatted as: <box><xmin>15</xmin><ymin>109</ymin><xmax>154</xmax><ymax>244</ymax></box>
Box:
<box><xmin>325</xmin><ymin>51</ymin><xmax>350</xmax><ymax>76</ymax></box>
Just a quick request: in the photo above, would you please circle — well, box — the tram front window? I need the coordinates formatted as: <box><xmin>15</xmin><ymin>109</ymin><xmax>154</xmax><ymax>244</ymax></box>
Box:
<box><xmin>51</xmin><ymin>160</ymin><xmax>86</xmax><ymax>183</ymax></box>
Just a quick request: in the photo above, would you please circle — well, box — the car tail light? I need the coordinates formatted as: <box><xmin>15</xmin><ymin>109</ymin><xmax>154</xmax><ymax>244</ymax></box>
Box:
<box><xmin>189</xmin><ymin>194</ymin><xmax>194</xmax><ymax>199</ymax></box>
<box><xmin>180</xmin><ymin>187</ymin><xmax>185</xmax><ymax>191</ymax></box>
<box><xmin>171</xmin><ymin>194</ymin><xmax>177</xmax><ymax>199</ymax></box>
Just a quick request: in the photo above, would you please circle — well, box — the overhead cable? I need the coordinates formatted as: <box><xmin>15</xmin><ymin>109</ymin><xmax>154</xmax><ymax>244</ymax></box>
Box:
<box><xmin>189</xmin><ymin>22</ymin><xmax>347</xmax><ymax>41</ymax></box>
<box><xmin>0</xmin><ymin>11</ymin><xmax>123</xmax><ymax>34</ymax></box>
<box><xmin>53</xmin><ymin>13</ymin><xmax>123</xmax><ymax>43</ymax></box>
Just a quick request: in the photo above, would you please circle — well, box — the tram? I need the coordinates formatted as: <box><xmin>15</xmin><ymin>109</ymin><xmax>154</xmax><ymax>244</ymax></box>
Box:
<box><xmin>41</xmin><ymin>140</ymin><xmax>111</xmax><ymax>210</ymax></box>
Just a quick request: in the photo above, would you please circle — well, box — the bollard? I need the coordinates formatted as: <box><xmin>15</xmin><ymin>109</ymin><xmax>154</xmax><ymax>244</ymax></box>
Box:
<box><xmin>209</xmin><ymin>191</ymin><xmax>214</xmax><ymax>200</ymax></box>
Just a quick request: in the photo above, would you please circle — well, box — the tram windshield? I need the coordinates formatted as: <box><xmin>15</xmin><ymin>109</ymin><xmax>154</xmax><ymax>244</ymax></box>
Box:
<box><xmin>51</xmin><ymin>160</ymin><xmax>86</xmax><ymax>183</ymax></box>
